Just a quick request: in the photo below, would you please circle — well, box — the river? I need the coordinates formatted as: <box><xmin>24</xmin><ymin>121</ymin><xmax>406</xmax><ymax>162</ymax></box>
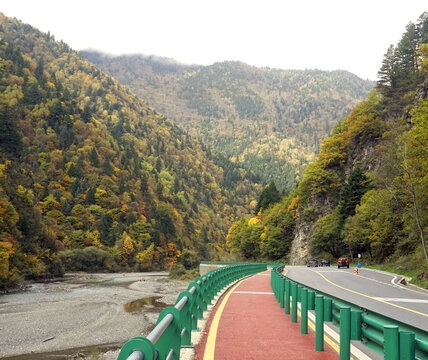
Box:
<box><xmin>0</xmin><ymin>272</ymin><xmax>189</xmax><ymax>359</ymax></box>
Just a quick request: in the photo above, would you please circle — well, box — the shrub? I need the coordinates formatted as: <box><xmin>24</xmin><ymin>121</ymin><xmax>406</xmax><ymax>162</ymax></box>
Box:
<box><xmin>180</xmin><ymin>249</ymin><xmax>199</xmax><ymax>269</ymax></box>
<box><xmin>169</xmin><ymin>263</ymin><xmax>199</xmax><ymax>280</ymax></box>
<box><xmin>64</xmin><ymin>247</ymin><xmax>120</xmax><ymax>272</ymax></box>
<box><xmin>169</xmin><ymin>263</ymin><xmax>186</xmax><ymax>278</ymax></box>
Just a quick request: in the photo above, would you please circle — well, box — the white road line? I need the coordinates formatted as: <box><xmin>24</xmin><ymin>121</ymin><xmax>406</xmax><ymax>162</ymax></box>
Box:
<box><xmin>373</xmin><ymin>297</ymin><xmax>428</xmax><ymax>303</ymax></box>
<box><xmin>233</xmin><ymin>291</ymin><xmax>274</xmax><ymax>295</ymax></box>
<box><xmin>317</xmin><ymin>269</ymin><xmax>405</xmax><ymax>290</ymax></box>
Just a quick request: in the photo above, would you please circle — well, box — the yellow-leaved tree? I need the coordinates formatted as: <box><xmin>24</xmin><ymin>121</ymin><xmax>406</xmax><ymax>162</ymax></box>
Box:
<box><xmin>0</xmin><ymin>241</ymin><xmax>14</xmax><ymax>279</ymax></box>
<box><xmin>121</xmin><ymin>232</ymin><xmax>135</xmax><ymax>260</ymax></box>
<box><xmin>136</xmin><ymin>243</ymin><xmax>155</xmax><ymax>271</ymax></box>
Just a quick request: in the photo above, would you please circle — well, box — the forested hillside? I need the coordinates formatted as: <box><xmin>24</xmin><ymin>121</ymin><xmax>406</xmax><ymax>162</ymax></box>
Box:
<box><xmin>81</xmin><ymin>51</ymin><xmax>374</xmax><ymax>190</ymax></box>
<box><xmin>227</xmin><ymin>13</ymin><xmax>428</xmax><ymax>283</ymax></box>
<box><xmin>0</xmin><ymin>13</ymin><xmax>262</xmax><ymax>288</ymax></box>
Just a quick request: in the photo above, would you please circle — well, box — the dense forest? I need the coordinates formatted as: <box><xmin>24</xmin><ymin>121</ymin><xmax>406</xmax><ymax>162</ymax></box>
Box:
<box><xmin>0</xmin><ymin>13</ymin><xmax>263</xmax><ymax>288</ymax></box>
<box><xmin>1</xmin><ymin>10</ymin><xmax>427</xmax><ymax>289</ymax></box>
<box><xmin>227</xmin><ymin>12</ymin><xmax>428</xmax><ymax>283</ymax></box>
<box><xmin>81</xmin><ymin>51</ymin><xmax>374</xmax><ymax>191</ymax></box>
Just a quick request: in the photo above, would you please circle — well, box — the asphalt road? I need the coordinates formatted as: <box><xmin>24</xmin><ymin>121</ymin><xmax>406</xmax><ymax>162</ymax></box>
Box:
<box><xmin>284</xmin><ymin>266</ymin><xmax>428</xmax><ymax>332</ymax></box>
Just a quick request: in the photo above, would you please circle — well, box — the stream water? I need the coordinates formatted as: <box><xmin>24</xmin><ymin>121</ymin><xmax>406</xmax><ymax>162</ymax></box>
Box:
<box><xmin>124</xmin><ymin>296</ymin><xmax>172</xmax><ymax>313</ymax></box>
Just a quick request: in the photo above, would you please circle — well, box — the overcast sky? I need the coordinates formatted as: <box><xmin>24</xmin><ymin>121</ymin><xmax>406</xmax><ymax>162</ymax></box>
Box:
<box><xmin>2</xmin><ymin>1</ymin><xmax>427</xmax><ymax>80</ymax></box>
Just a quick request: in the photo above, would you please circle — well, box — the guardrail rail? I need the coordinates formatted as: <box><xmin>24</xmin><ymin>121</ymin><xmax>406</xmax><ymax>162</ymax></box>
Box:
<box><xmin>271</xmin><ymin>265</ymin><xmax>428</xmax><ymax>360</ymax></box>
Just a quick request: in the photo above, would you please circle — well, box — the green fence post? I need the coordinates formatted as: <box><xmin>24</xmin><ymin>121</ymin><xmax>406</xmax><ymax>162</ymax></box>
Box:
<box><xmin>188</xmin><ymin>282</ymin><xmax>203</xmax><ymax>321</ymax></box>
<box><xmin>275</xmin><ymin>272</ymin><xmax>279</xmax><ymax>301</ymax></box>
<box><xmin>196</xmin><ymin>277</ymin><xmax>208</xmax><ymax>311</ymax></box>
<box><xmin>350</xmin><ymin>310</ymin><xmax>361</xmax><ymax>341</ymax></box>
<box><xmin>315</xmin><ymin>295</ymin><xmax>324</xmax><ymax>351</ymax></box>
<box><xmin>301</xmin><ymin>288</ymin><xmax>308</xmax><ymax>334</ymax></box>
<box><xmin>285</xmin><ymin>279</ymin><xmax>291</xmax><ymax>315</ymax></box>
<box><xmin>308</xmin><ymin>290</ymin><xmax>315</xmax><ymax>310</ymax></box>
<box><xmin>384</xmin><ymin>325</ymin><xmax>399</xmax><ymax>360</ymax></box>
<box><xmin>291</xmin><ymin>283</ymin><xmax>298</xmax><ymax>323</ymax></box>
<box><xmin>399</xmin><ymin>331</ymin><xmax>415</xmax><ymax>360</ymax></box>
<box><xmin>201</xmin><ymin>276</ymin><xmax>210</xmax><ymax>310</ymax></box>
<box><xmin>280</xmin><ymin>278</ymin><xmax>285</xmax><ymax>308</ymax></box>
<box><xmin>175</xmin><ymin>290</ymin><xmax>194</xmax><ymax>345</ymax></box>
<box><xmin>272</xmin><ymin>271</ymin><xmax>276</xmax><ymax>298</ymax></box>
<box><xmin>271</xmin><ymin>268</ymin><xmax>274</xmax><ymax>289</ymax></box>
<box><xmin>297</xmin><ymin>284</ymin><xmax>301</xmax><ymax>302</ymax></box>
<box><xmin>208</xmin><ymin>274</ymin><xmax>216</xmax><ymax>300</ymax></box>
<box><xmin>153</xmin><ymin>307</ymin><xmax>181</xmax><ymax>360</ymax></box>
<box><xmin>340</xmin><ymin>306</ymin><xmax>351</xmax><ymax>360</ymax></box>
<box><xmin>324</xmin><ymin>298</ymin><xmax>332</xmax><ymax>322</ymax></box>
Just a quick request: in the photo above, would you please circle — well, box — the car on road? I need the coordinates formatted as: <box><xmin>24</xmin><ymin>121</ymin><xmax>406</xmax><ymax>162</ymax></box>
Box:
<box><xmin>320</xmin><ymin>259</ymin><xmax>330</xmax><ymax>267</ymax></box>
<box><xmin>307</xmin><ymin>259</ymin><xmax>318</xmax><ymax>267</ymax></box>
<box><xmin>338</xmin><ymin>257</ymin><xmax>349</xmax><ymax>268</ymax></box>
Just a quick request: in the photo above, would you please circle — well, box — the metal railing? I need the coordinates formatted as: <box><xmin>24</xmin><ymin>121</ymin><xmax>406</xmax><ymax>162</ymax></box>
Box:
<box><xmin>117</xmin><ymin>263</ymin><xmax>267</xmax><ymax>360</ymax></box>
<box><xmin>271</xmin><ymin>265</ymin><xmax>428</xmax><ymax>360</ymax></box>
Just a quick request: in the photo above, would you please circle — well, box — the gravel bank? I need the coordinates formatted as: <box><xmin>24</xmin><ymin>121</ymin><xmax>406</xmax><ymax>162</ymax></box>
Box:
<box><xmin>0</xmin><ymin>272</ymin><xmax>189</xmax><ymax>359</ymax></box>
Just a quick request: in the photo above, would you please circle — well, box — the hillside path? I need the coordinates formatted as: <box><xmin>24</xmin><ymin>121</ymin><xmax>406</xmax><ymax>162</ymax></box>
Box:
<box><xmin>196</xmin><ymin>270</ymin><xmax>339</xmax><ymax>360</ymax></box>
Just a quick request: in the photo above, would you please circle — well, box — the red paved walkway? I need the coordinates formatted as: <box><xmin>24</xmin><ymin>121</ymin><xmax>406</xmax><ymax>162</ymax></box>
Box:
<box><xmin>196</xmin><ymin>270</ymin><xmax>339</xmax><ymax>360</ymax></box>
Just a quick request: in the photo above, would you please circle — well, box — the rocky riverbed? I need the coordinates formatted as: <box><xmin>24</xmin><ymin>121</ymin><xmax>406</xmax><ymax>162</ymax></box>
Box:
<box><xmin>0</xmin><ymin>272</ymin><xmax>190</xmax><ymax>359</ymax></box>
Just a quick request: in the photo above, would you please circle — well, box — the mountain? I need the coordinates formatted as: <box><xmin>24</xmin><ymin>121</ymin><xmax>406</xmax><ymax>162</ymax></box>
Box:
<box><xmin>0</xmin><ymin>13</ymin><xmax>262</xmax><ymax>288</ymax></box>
<box><xmin>226</xmin><ymin>12</ymin><xmax>428</xmax><ymax>284</ymax></box>
<box><xmin>81</xmin><ymin>51</ymin><xmax>375</xmax><ymax>190</ymax></box>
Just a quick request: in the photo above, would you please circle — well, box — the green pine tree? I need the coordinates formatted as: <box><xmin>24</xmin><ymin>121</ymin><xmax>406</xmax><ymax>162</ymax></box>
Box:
<box><xmin>255</xmin><ymin>181</ymin><xmax>281</xmax><ymax>214</ymax></box>
<box><xmin>0</xmin><ymin>106</ymin><xmax>22</xmax><ymax>153</ymax></box>
<box><xmin>89</xmin><ymin>147</ymin><xmax>99</xmax><ymax>167</ymax></box>
<box><xmin>338</xmin><ymin>167</ymin><xmax>371</xmax><ymax>223</ymax></box>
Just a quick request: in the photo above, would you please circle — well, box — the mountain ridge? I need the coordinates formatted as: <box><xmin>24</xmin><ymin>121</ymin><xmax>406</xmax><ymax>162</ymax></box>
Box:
<box><xmin>0</xmin><ymin>13</ymin><xmax>261</xmax><ymax>288</ymax></box>
<box><xmin>81</xmin><ymin>50</ymin><xmax>375</xmax><ymax>190</ymax></box>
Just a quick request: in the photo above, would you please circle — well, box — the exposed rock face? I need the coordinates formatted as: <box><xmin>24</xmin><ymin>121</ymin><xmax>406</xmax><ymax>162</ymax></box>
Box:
<box><xmin>289</xmin><ymin>140</ymin><xmax>379</xmax><ymax>265</ymax></box>
<box><xmin>290</xmin><ymin>217</ymin><xmax>312</xmax><ymax>264</ymax></box>
<box><xmin>290</xmin><ymin>197</ymin><xmax>334</xmax><ymax>264</ymax></box>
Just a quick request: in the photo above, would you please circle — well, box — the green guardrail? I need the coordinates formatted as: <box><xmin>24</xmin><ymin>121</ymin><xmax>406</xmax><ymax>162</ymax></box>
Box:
<box><xmin>200</xmin><ymin>261</ymin><xmax>281</xmax><ymax>266</ymax></box>
<box><xmin>271</xmin><ymin>265</ymin><xmax>428</xmax><ymax>360</ymax></box>
<box><xmin>199</xmin><ymin>261</ymin><xmax>240</xmax><ymax>265</ymax></box>
<box><xmin>117</xmin><ymin>263</ymin><xmax>267</xmax><ymax>360</ymax></box>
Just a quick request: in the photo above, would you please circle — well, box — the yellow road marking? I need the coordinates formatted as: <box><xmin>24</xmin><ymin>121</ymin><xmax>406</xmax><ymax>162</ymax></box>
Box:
<box><xmin>202</xmin><ymin>275</ymin><xmax>256</xmax><ymax>360</ymax></box>
<box><xmin>312</xmin><ymin>270</ymin><xmax>428</xmax><ymax>317</ymax></box>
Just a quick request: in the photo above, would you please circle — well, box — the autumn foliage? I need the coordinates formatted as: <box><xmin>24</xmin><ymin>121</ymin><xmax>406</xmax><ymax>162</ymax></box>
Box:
<box><xmin>0</xmin><ymin>14</ymin><xmax>261</xmax><ymax>288</ymax></box>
